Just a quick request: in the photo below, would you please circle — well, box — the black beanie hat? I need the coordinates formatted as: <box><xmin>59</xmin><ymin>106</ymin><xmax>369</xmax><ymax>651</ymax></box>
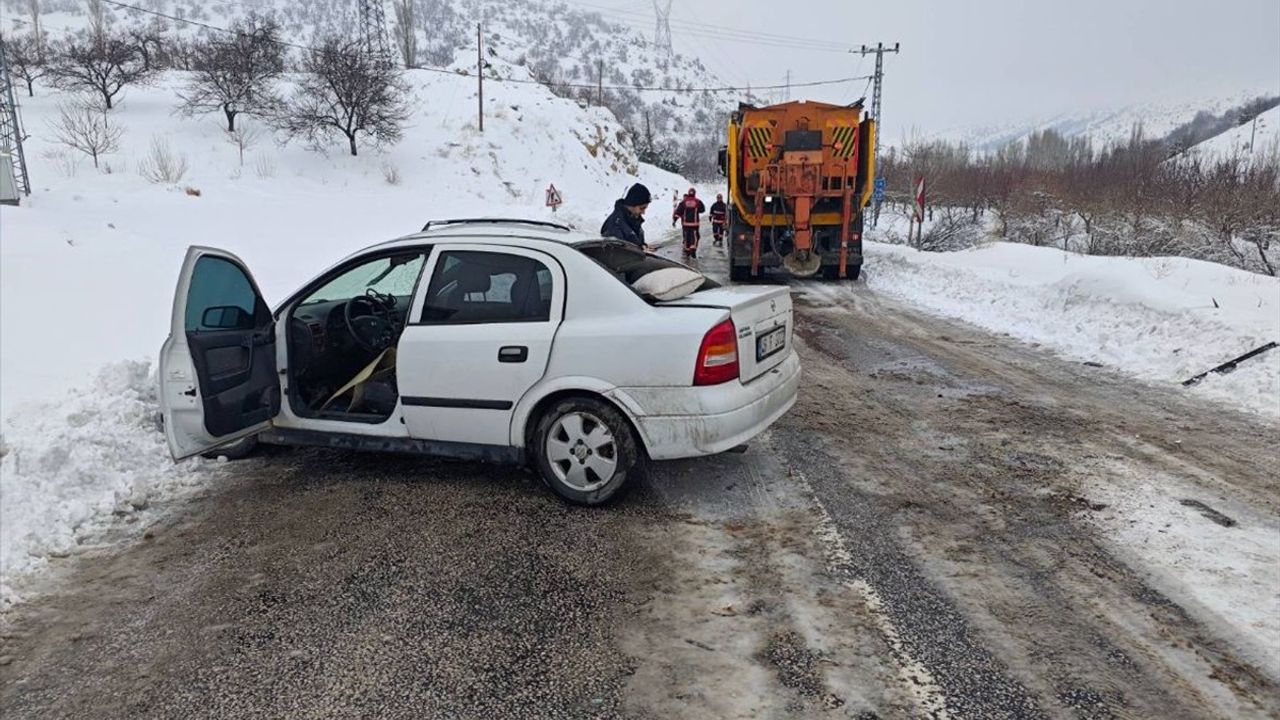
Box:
<box><xmin>623</xmin><ymin>183</ymin><xmax>652</xmax><ymax>206</ymax></box>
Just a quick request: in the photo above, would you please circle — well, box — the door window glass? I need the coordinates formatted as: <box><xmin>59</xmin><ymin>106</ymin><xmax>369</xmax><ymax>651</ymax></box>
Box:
<box><xmin>419</xmin><ymin>251</ymin><xmax>553</xmax><ymax>324</ymax></box>
<box><xmin>185</xmin><ymin>256</ymin><xmax>264</xmax><ymax>332</ymax></box>
<box><xmin>298</xmin><ymin>252</ymin><xmax>426</xmax><ymax>307</ymax></box>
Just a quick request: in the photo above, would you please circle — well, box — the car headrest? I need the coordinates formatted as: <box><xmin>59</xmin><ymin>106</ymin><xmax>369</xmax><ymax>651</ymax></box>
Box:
<box><xmin>457</xmin><ymin>271</ymin><xmax>492</xmax><ymax>295</ymax></box>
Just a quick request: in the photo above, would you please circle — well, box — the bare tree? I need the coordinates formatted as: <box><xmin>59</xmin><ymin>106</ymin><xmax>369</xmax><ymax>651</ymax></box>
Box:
<box><xmin>26</xmin><ymin>0</ymin><xmax>44</xmax><ymax>60</ymax></box>
<box><xmin>49</xmin><ymin>34</ymin><xmax>152</xmax><ymax>110</ymax></box>
<box><xmin>392</xmin><ymin>0</ymin><xmax>417</xmax><ymax>68</ymax></box>
<box><xmin>225</xmin><ymin>123</ymin><xmax>262</xmax><ymax>167</ymax></box>
<box><xmin>47</xmin><ymin>98</ymin><xmax>123</xmax><ymax>169</ymax></box>
<box><xmin>280</xmin><ymin>37</ymin><xmax>411</xmax><ymax>157</ymax></box>
<box><xmin>5</xmin><ymin>33</ymin><xmax>50</xmax><ymax>96</ymax></box>
<box><xmin>176</xmin><ymin>15</ymin><xmax>284</xmax><ymax>131</ymax></box>
<box><xmin>86</xmin><ymin>0</ymin><xmax>108</xmax><ymax>50</ymax></box>
<box><xmin>126</xmin><ymin>20</ymin><xmax>167</xmax><ymax>72</ymax></box>
<box><xmin>137</xmin><ymin>135</ymin><xmax>189</xmax><ymax>184</ymax></box>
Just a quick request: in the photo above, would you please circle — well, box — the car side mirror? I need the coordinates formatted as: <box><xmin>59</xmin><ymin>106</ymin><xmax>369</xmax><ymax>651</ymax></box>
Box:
<box><xmin>717</xmin><ymin>146</ymin><xmax>728</xmax><ymax>177</ymax></box>
<box><xmin>201</xmin><ymin>305</ymin><xmax>255</xmax><ymax>330</ymax></box>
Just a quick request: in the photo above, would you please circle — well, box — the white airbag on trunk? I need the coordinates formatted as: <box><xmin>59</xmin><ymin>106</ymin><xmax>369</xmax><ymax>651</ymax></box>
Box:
<box><xmin>631</xmin><ymin>267</ymin><xmax>705</xmax><ymax>301</ymax></box>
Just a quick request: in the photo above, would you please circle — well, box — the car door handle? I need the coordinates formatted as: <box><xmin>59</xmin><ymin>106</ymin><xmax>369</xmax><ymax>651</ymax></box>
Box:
<box><xmin>498</xmin><ymin>346</ymin><xmax>528</xmax><ymax>363</ymax></box>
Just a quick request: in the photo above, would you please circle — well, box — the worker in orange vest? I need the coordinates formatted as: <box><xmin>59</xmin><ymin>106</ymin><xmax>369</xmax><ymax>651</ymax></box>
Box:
<box><xmin>674</xmin><ymin>188</ymin><xmax>706</xmax><ymax>258</ymax></box>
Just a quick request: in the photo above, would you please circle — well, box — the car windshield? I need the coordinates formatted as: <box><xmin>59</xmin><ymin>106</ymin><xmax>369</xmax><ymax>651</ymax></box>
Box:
<box><xmin>300</xmin><ymin>254</ymin><xmax>425</xmax><ymax>305</ymax></box>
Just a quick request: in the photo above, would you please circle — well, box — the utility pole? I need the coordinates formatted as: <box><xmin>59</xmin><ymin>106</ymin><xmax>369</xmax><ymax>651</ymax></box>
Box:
<box><xmin>0</xmin><ymin>38</ymin><xmax>31</xmax><ymax>199</ymax></box>
<box><xmin>784</xmin><ymin>69</ymin><xmax>791</xmax><ymax>102</ymax></box>
<box><xmin>476</xmin><ymin>23</ymin><xmax>484</xmax><ymax>133</ymax></box>
<box><xmin>854</xmin><ymin>42</ymin><xmax>899</xmax><ymax>227</ymax></box>
<box><xmin>597</xmin><ymin>59</ymin><xmax>604</xmax><ymax>107</ymax></box>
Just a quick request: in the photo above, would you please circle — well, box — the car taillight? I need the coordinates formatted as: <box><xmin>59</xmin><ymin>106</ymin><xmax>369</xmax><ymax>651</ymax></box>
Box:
<box><xmin>694</xmin><ymin>319</ymin><xmax>739</xmax><ymax>386</ymax></box>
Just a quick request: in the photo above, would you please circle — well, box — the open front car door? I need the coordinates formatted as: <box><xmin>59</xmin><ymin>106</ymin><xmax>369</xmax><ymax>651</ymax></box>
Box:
<box><xmin>160</xmin><ymin>246</ymin><xmax>279</xmax><ymax>460</ymax></box>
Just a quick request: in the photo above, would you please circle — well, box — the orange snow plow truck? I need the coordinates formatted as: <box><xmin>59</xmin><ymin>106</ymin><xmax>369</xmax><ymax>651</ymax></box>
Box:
<box><xmin>718</xmin><ymin>100</ymin><xmax>876</xmax><ymax>281</ymax></box>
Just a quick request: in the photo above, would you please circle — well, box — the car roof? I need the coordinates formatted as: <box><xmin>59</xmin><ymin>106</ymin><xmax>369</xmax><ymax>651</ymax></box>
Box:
<box><xmin>369</xmin><ymin>218</ymin><xmax>593</xmax><ymax>253</ymax></box>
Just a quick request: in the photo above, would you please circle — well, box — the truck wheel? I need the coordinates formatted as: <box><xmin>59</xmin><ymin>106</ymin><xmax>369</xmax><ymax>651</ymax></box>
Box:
<box><xmin>729</xmin><ymin>263</ymin><xmax>752</xmax><ymax>282</ymax></box>
<box><xmin>822</xmin><ymin>263</ymin><xmax>862</xmax><ymax>281</ymax></box>
<box><xmin>533</xmin><ymin>397</ymin><xmax>638</xmax><ymax>506</ymax></box>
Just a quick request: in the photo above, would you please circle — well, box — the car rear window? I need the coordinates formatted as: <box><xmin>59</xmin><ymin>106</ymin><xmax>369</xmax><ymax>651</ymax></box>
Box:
<box><xmin>576</xmin><ymin>241</ymin><xmax>718</xmax><ymax>301</ymax></box>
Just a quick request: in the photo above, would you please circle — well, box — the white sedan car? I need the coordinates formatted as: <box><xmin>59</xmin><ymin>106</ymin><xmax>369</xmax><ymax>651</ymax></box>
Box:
<box><xmin>160</xmin><ymin>218</ymin><xmax>800</xmax><ymax>505</ymax></box>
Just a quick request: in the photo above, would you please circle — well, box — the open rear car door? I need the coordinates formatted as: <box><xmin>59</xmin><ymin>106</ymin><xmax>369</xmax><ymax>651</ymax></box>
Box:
<box><xmin>160</xmin><ymin>246</ymin><xmax>279</xmax><ymax>460</ymax></box>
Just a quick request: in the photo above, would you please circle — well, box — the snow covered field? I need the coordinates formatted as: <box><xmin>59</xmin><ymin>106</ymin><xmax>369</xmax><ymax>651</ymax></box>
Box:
<box><xmin>0</xmin><ymin>68</ymin><xmax>683</xmax><ymax>603</ymax></box>
<box><xmin>857</xmin><ymin>234</ymin><xmax>1280</xmax><ymax>418</ymax></box>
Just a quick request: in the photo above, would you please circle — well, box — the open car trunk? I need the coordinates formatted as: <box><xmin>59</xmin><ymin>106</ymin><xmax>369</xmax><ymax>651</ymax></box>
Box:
<box><xmin>576</xmin><ymin>240</ymin><xmax>791</xmax><ymax>384</ymax></box>
<box><xmin>576</xmin><ymin>240</ymin><xmax>720</xmax><ymax>296</ymax></box>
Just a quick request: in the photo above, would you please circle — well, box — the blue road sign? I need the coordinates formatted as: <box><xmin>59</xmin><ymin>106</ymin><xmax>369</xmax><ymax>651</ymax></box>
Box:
<box><xmin>873</xmin><ymin>176</ymin><xmax>886</xmax><ymax>201</ymax></box>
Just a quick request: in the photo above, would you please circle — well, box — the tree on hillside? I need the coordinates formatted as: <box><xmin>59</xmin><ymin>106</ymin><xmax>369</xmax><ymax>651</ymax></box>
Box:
<box><xmin>5</xmin><ymin>33</ymin><xmax>50</xmax><ymax>97</ymax></box>
<box><xmin>25</xmin><ymin>0</ymin><xmax>45</xmax><ymax>59</ymax></box>
<box><xmin>47</xmin><ymin>98</ymin><xmax>123</xmax><ymax>169</ymax></box>
<box><xmin>279</xmin><ymin>38</ymin><xmax>411</xmax><ymax>157</ymax></box>
<box><xmin>49</xmin><ymin>34</ymin><xmax>152</xmax><ymax>110</ymax></box>
<box><xmin>126</xmin><ymin>20</ymin><xmax>168</xmax><ymax>72</ymax></box>
<box><xmin>176</xmin><ymin>15</ymin><xmax>285</xmax><ymax>132</ymax></box>
<box><xmin>392</xmin><ymin>0</ymin><xmax>417</xmax><ymax>68</ymax></box>
<box><xmin>85</xmin><ymin>0</ymin><xmax>109</xmax><ymax>49</ymax></box>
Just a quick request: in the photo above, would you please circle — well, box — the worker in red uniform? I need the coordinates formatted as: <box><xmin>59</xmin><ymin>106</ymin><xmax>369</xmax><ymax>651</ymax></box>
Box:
<box><xmin>709</xmin><ymin>193</ymin><xmax>728</xmax><ymax>246</ymax></box>
<box><xmin>675</xmin><ymin>188</ymin><xmax>706</xmax><ymax>258</ymax></box>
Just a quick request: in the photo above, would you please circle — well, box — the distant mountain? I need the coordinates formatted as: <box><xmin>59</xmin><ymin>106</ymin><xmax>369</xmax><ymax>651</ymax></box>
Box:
<box><xmin>923</xmin><ymin>88</ymin><xmax>1280</xmax><ymax>158</ymax></box>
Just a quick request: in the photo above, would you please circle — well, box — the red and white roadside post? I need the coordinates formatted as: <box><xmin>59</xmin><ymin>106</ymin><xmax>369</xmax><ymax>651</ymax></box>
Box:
<box><xmin>911</xmin><ymin>175</ymin><xmax>926</xmax><ymax>246</ymax></box>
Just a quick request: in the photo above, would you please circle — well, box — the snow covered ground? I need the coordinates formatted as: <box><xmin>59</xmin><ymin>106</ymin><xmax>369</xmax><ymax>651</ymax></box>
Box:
<box><xmin>1079</xmin><ymin>460</ymin><xmax>1280</xmax><ymax>676</ymax></box>
<box><xmin>857</xmin><ymin>232</ymin><xmax>1280</xmax><ymax>418</ymax></box>
<box><xmin>0</xmin><ymin>68</ymin><xmax>684</xmax><ymax>603</ymax></box>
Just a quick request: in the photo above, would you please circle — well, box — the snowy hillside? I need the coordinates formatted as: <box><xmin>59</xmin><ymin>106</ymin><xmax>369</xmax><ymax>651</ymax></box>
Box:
<box><xmin>6</xmin><ymin>0</ymin><xmax>747</xmax><ymax>178</ymax></box>
<box><xmin>1184</xmin><ymin>104</ymin><xmax>1280</xmax><ymax>161</ymax></box>
<box><xmin>927</xmin><ymin>87</ymin><xmax>1280</xmax><ymax>154</ymax></box>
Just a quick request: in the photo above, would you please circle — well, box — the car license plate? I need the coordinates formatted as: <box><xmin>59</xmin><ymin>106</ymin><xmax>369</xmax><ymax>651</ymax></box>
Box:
<box><xmin>756</xmin><ymin>325</ymin><xmax>786</xmax><ymax>361</ymax></box>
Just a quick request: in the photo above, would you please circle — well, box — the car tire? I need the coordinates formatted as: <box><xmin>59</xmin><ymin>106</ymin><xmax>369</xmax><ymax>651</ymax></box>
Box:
<box><xmin>201</xmin><ymin>435</ymin><xmax>259</xmax><ymax>461</ymax></box>
<box><xmin>532</xmin><ymin>397</ymin><xmax>638</xmax><ymax>506</ymax></box>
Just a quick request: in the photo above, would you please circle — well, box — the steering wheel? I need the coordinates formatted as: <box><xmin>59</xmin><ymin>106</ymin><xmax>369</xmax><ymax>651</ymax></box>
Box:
<box><xmin>344</xmin><ymin>289</ymin><xmax>397</xmax><ymax>352</ymax></box>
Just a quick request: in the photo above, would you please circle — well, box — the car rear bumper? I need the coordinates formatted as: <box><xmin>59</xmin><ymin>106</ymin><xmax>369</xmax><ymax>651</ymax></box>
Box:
<box><xmin>611</xmin><ymin>351</ymin><xmax>800</xmax><ymax>460</ymax></box>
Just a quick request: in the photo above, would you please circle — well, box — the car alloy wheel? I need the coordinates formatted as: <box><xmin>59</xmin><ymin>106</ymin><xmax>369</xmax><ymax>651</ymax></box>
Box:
<box><xmin>533</xmin><ymin>397</ymin><xmax>638</xmax><ymax>506</ymax></box>
<box><xmin>545</xmin><ymin>411</ymin><xmax>618</xmax><ymax>492</ymax></box>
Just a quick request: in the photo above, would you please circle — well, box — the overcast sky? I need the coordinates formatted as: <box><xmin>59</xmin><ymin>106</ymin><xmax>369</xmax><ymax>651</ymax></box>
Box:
<box><xmin>577</xmin><ymin>0</ymin><xmax>1280</xmax><ymax>139</ymax></box>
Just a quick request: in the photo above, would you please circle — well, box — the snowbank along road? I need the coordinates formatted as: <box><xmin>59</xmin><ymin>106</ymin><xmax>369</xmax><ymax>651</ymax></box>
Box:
<box><xmin>1</xmin><ymin>227</ymin><xmax>1277</xmax><ymax>719</ymax></box>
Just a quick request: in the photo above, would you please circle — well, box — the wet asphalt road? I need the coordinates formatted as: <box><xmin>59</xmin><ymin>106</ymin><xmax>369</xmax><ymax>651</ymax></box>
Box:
<box><xmin>2</xmin><ymin>228</ymin><xmax>1277</xmax><ymax>718</ymax></box>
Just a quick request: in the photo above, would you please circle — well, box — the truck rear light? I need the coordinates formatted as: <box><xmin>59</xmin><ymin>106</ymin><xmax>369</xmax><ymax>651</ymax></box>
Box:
<box><xmin>694</xmin><ymin>319</ymin><xmax>739</xmax><ymax>386</ymax></box>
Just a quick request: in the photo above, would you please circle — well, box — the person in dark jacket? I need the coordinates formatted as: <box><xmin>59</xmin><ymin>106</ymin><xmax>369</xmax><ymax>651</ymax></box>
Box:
<box><xmin>675</xmin><ymin>188</ymin><xmax>706</xmax><ymax>257</ymax></box>
<box><xmin>709</xmin><ymin>193</ymin><xmax>728</xmax><ymax>246</ymax></box>
<box><xmin>600</xmin><ymin>183</ymin><xmax>651</xmax><ymax>249</ymax></box>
